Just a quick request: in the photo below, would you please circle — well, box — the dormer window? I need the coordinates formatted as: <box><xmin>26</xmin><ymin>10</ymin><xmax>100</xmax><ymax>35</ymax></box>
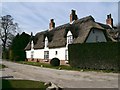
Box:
<box><xmin>67</xmin><ymin>35</ymin><xmax>73</xmax><ymax>44</ymax></box>
<box><xmin>45</xmin><ymin>37</ymin><xmax>48</xmax><ymax>48</ymax></box>
<box><xmin>31</xmin><ymin>40</ymin><xmax>34</xmax><ymax>50</ymax></box>
<box><xmin>67</xmin><ymin>31</ymin><xmax>73</xmax><ymax>44</ymax></box>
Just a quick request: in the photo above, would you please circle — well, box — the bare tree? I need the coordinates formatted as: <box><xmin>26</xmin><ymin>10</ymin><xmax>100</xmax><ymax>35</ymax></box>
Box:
<box><xmin>0</xmin><ymin>15</ymin><xmax>18</xmax><ymax>52</ymax></box>
<box><xmin>117</xmin><ymin>23</ymin><xmax>120</xmax><ymax>41</ymax></box>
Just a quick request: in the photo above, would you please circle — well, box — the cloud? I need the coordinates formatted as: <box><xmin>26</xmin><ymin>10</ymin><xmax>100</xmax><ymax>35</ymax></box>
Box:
<box><xmin>2</xmin><ymin>0</ymin><xmax>120</xmax><ymax>2</ymax></box>
<box><xmin>2</xmin><ymin>2</ymin><xmax>118</xmax><ymax>35</ymax></box>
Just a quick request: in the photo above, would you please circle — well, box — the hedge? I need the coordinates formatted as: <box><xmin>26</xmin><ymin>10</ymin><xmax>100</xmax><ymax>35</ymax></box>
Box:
<box><xmin>68</xmin><ymin>42</ymin><xmax>120</xmax><ymax>71</ymax></box>
<box><xmin>50</xmin><ymin>58</ymin><xmax>60</xmax><ymax>66</ymax></box>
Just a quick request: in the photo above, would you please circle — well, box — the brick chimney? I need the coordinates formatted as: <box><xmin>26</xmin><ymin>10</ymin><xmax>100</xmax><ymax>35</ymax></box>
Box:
<box><xmin>70</xmin><ymin>10</ymin><xmax>78</xmax><ymax>23</ymax></box>
<box><xmin>49</xmin><ymin>19</ymin><xmax>55</xmax><ymax>30</ymax></box>
<box><xmin>106</xmin><ymin>14</ymin><xmax>113</xmax><ymax>27</ymax></box>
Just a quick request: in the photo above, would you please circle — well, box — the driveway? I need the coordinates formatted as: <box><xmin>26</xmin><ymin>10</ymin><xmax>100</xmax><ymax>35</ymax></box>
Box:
<box><xmin>1</xmin><ymin>60</ymin><xmax>119</xmax><ymax>88</ymax></box>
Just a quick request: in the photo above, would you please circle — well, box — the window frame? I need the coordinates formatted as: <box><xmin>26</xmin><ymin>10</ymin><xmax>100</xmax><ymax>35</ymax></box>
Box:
<box><xmin>65</xmin><ymin>49</ymin><xmax>68</xmax><ymax>60</ymax></box>
<box><xmin>44</xmin><ymin>51</ymin><xmax>49</xmax><ymax>60</ymax></box>
<box><xmin>67</xmin><ymin>35</ymin><xmax>73</xmax><ymax>44</ymax></box>
<box><xmin>31</xmin><ymin>51</ymin><xmax>34</xmax><ymax>59</ymax></box>
<box><xmin>55</xmin><ymin>51</ymin><xmax>58</xmax><ymax>55</ymax></box>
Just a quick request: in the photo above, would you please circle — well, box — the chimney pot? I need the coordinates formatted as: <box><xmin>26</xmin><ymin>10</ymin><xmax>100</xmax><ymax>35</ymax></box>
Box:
<box><xmin>70</xmin><ymin>9</ymin><xmax>78</xmax><ymax>23</ymax></box>
<box><xmin>49</xmin><ymin>19</ymin><xmax>55</xmax><ymax>30</ymax></box>
<box><xmin>107</xmin><ymin>15</ymin><xmax>109</xmax><ymax>19</ymax></box>
<box><xmin>106</xmin><ymin>14</ymin><xmax>113</xmax><ymax>27</ymax></box>
<box><xmin>109</xmin><ymin>14</ymin><xmax>111</xmax><ymax>18</ymax></box>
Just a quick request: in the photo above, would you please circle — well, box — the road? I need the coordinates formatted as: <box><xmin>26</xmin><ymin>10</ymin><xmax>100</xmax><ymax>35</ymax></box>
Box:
<box><xmin>1</xmin><ymin>60</ymin><xmax>119</xmax><ymax>88</ymax></box>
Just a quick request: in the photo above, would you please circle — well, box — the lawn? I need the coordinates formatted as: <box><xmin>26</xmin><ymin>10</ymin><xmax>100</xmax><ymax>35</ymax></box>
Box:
<box><xmin>2</xmin><ymin>79</ymin><xmax>47</xmax><ymax>89</ymax></box>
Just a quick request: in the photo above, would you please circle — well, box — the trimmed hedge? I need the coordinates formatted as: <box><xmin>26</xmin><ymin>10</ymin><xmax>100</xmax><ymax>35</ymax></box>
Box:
<box><xmin>68</xmin><ymin>42</ymin><xmax>120</xmax><ymax>71</ymax></box>
<box><xmin>50</xmin><ymin>58</ymin><xmax>60</xmax><ymax>66</ymax></box>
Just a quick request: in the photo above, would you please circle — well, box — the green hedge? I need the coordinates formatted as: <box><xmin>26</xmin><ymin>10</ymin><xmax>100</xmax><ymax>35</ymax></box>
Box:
<box><xmin>68</xmin><ymin>42</ymin><xmax>120</xmax><ymax>71</ymax></box>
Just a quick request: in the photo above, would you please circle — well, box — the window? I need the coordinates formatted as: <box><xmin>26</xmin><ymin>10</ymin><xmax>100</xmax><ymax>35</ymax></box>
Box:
<box><xmin>67</xmin><ymin>31</ymin><xmax>73</xmax><ymax>45</ymax></box>
<box><xmin>67</xmin><ymin>35</ymin><xmax>73</xmax><ymax>44</ymax></box>
<box><xmin>65</xmin><ymin>49</ymin><xmax>68</xmax><ymax>60</ymax></box>
<box><xmin>44</xmin><ymin>51</ymin><xmax>49</xmax><ymax>60</ymax></box>
<box><xmin>45</xmin><ymin>37</ymin><xmax>48</xmax><ymax>48</ymax></box>
<box><xmin>55</xmin><ymin>51</ymin><xmax>58</xmax><ymax>55</ymax></box>
<box><xmin>31</xmin><ymin>51</ymin><xmax>34</xmax><ymax>59</ymax></box>
<box><xmin>96</xmin><ymin>36</ymin><xmax>98</xmax><ymax>42</ymax></box>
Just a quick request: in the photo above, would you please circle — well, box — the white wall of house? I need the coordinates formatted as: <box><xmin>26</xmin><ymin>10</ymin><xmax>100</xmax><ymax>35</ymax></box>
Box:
<box><xmin>49</xmin><ymin>47</ymin><xmax>67</xmax><ymax>60</ymax></box>
<box><xmin>26</xmin><ymin>50</ymin><xmax>31</xmax><ymax>58</ymax></box>
<box><xmin>86</xmin><ymin>29</ymin><xmax>107</xmax><ymax>43</ymax></box>
<box><xmin>26</xmin><ymin>47</ymin><xmax>67</xmax><ymax>60</ymax></box>
<box><xmin>34</xmin><ymin>49</ymin><xmax>44</xmax><ymax>59</ymax></box>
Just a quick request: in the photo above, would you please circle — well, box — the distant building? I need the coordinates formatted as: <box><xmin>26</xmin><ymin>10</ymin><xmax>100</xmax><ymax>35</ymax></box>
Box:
<box><xmin>25</xmin><ymin>10</ymin><xmax>116</xmax><ymax>65</ymax></box>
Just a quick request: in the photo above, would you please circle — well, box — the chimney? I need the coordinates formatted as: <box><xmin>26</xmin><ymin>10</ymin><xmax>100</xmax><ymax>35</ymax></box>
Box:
<box><xmin>49</xmin><ymin>19</ymin><xmax>55</xmax><ymax>30</ymax></box>
<box><xmin>106</xmin><ymin>14</ymin><xmax>113</xmax><ymax>27</ymax></box>
<box><xmin>70</xmin><ymin>9</ymin><xmax>78</xmax><ymax>23</ymax></box>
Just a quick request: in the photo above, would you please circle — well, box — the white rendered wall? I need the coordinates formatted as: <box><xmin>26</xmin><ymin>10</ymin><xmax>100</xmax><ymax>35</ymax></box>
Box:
<box><xmin>86</xmin><ymin>29</ymin><xmax>107</xmax><ymax>43</ymax></box>
<box><xmin>49</xmin><ymin>47</ymin><xmax>67</xmax><ymax>60</ymax></box>
<box><xmin>26</xmin><ymin>50</ymin><xmax>31</xmax><ymax>58</ymax></box>
<box><xmin>34</xmin><ymin>49</ymin><xmax>44</xmax><ymax>59</ymax></box>
<box><xmin>26</xmin><ymin>47</ymin><xmax>67</xmax><ymax>60</ymax></box>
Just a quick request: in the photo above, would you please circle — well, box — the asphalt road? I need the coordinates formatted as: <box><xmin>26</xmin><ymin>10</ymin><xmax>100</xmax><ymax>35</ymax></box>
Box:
<box><xmin>1</xmin><ymin>60</ymin><xmax>119</xmax><ymax>88</ymax></box>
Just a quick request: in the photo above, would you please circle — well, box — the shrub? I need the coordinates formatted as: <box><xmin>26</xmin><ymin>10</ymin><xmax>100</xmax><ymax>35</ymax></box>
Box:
<box><xmin>50</xmin><ymin>58</ymin><xmax>60</xmax><ymax>66</ymax></box>
<box><xmin>68</xmin><ymin>42</ymin><xmax>120</xmax><ymax>71</ymax></box>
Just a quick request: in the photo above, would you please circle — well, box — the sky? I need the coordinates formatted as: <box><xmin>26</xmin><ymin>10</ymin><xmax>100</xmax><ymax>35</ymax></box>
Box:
<box><xmin>1</xmin><ymin>0</ymin><xmax>119</xmax><ymax>36</ymax></box>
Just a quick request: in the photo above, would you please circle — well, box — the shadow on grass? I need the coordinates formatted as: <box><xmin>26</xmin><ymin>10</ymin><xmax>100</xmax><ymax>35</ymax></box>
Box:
<box><xmin>2</xmin><ymin>79</ymin><xmax>47</xmax><ymax>90</ymax></box>
<box><xmin>2</xmin><ymin>79</ymin><xmax>12</xmax><ymax>89</ymax></box>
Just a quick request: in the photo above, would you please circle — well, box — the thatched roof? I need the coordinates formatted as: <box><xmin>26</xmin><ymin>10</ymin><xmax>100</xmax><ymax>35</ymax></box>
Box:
<box><xmin>25</xmin><ymin>15</ymin><xmax>113</xmax><ymax>50</ymax></box>
<box><xmin>24</xmin><ymin>42</ymin><xmax>31</xmax><ymax>50</ymax></box>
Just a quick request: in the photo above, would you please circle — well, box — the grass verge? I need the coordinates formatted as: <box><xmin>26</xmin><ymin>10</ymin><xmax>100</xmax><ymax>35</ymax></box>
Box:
<box><xmin>17</xmin><ymin>61</ymin><xmax>118</xmax><ymax>73</ymax></box>
<box><xmin>18</xmin><ymin>61</ymin><xmax>72</xmax><ymax>70</ymax></box>
<box><xmin>0</xmin><ymin>64</ymin><xmax>7</xmax><ymax>69</ymax></box>
<box><xmin>2</xmin><ymin>79</ymin><xmax>47</xmax><ymax>89</ymax></box>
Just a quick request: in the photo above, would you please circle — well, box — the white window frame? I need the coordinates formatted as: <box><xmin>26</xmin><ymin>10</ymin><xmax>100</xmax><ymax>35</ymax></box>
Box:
<box><xmin>45</xmin><ymin>37</ymin><xmax>48</xmax><ymax>48</ymax></box>
<box><xmin>67</xmin><ymin>35</ymin><xmax>73</xmax><ymax>44</ymax></box>
<box><xmin>65</xmin><ymin>49</ymin><xmax>68</xmax><ymax>60</ymax></box>
<box><xmin>31</xmin><ymin>51</ymin><xmax>34</xmax><ymax>59</ymax></box>
<box><xmin>67</xmin><ymin>31</ymin><xmax>73</xmax><ymax>45</ymax></box>
<box><xmin>44</xmin><ymin>51</ymin><xmax>49</xmax><ymax>60</ymax></box>
<box><xmin>55</xmin><ymin>51</ymin><xmax>58</xmax><ymax>55</ymax></box>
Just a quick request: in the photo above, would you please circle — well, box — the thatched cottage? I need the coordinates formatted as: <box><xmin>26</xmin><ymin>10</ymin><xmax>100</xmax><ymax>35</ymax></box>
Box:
<box><xmin>25</xmin><ymin>10</ymin><xmax>116</xmax><ymax>65</ymax></box>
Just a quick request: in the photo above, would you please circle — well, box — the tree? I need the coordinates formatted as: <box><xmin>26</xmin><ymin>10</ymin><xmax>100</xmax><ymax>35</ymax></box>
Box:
<box><xmin>0</xmin><ymin>15</ymin><xmax>18</xmax><ymax>58</ymax></box>
<box><xmin>115</xmin><ymin>23</ymin><xmax>120</xmax><ymax>41</ymax></box>
<box><xmin>10</xmin><ymin>32</ymin><xmax>31</xmax><ymax>61</ymax></box>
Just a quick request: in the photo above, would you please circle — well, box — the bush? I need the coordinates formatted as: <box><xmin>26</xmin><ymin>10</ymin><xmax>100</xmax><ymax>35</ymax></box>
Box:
<box><xmin>50</xmin><ymin>58</ymin><xmax>60</xmax><ymax>66</ymax></box>
<box><xmin>68</xmin><ymin>42</ymin><xmax>120</xmax><ymax>71</ymax></box>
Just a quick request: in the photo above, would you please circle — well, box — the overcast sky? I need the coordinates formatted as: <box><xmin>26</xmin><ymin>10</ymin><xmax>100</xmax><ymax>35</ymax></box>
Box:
<box><xmin>1</xmin><ymin>0</ymin><xmax>119</xmax><ymax>35</ymax></box>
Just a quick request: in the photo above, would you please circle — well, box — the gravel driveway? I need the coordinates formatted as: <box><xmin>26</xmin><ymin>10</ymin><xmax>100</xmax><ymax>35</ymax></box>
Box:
<box><xmin>1</xmin><ymin>60</ymin><xmax>119</xmax><ymax>88</ymax></box>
